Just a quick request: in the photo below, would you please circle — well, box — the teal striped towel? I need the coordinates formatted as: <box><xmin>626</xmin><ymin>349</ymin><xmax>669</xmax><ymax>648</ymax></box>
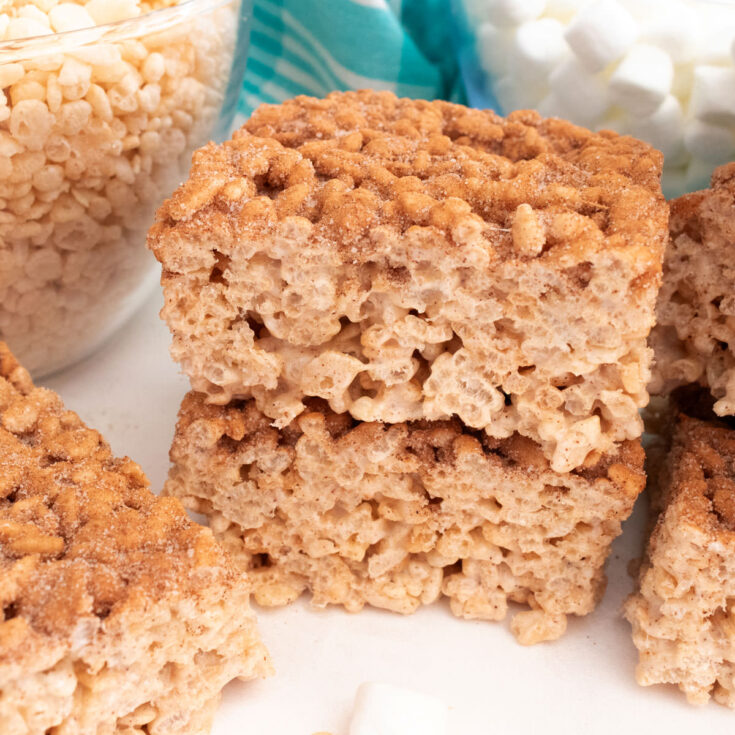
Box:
<box><xmin>236</xmin><ymin>0</ymin><xmax>464</xmax><ymax>124</ymax></box>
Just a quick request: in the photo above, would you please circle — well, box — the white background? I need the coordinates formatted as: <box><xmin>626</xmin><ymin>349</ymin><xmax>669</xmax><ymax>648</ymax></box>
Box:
<box><xmin>46</xmin><ymin>289</ymin><xmax>733</xmax><ymax>735</ymax></box>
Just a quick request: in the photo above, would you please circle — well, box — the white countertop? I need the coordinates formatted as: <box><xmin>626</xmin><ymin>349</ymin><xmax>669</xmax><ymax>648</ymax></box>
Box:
<box><xmin>46</xmin><ymin>288</ymin><xmax>731</xmax><ymax>735</ymax></box>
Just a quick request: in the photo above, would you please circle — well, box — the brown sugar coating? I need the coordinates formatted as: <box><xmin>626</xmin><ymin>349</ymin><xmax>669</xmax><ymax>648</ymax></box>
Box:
<box><xmin>0</xmin><ymin>342</ymin><xmax>269</xmax><ymax>734</ymax></box>
<box><xmin>0</xmin><ymin>342</ymin><xmax>218</xmax><ymax>645</ymax></box>
<box><xmin>651</xmin><ymin>162</ymin><xmax>735</xmax><ymax>416</ymax></box>
<box><xmin>149</xmin><ymin>91</ymin><xmax>667</xmax><ymax>473</ymax></box>
<box><xmin>626</xmin><ymin>409</ymin><xmax>735</xmax><ymax>707</ymax></box>
<box><xmin>167</xmin><ymin>390</ymin><xmax>645</xmax><ymax>645</ymax></box>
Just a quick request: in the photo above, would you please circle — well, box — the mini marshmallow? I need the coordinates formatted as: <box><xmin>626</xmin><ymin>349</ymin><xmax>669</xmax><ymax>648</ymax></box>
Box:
<box><xmin>639</xmin><ymin>1</ymin><xmax>700</xmax><ymax>64</ymax></box>
<box><xmin>628</xmin><ymin>95</ymin><xmax>685</xmax><ymax>163</ymax></box>
<box><xmin>549</xmin><ymin>57</ymin><xmax>608</xmax><ymax>125</ymax></box>
<box><xmin>494</xmin><ymin>74</ymin><xmax>548</xmax><ymax>112</ymax></box>
<box><xmin>683</xmin><ymin>119</ymin><xmax>735</xmax><ymax>162</ymax></box>
<box><xmin>349</xmin><ymin>682</ymin><xmax>449</xmax><ymax>735</ymax></box>
<box><xmin>477</xmin><ymin>22</ymin><xmax>514</xmax><ymax>75</ymax></box>
<box><xmin>609</xmin><ymin>44</ymin><xmax>673</xmax><ymax>117</ymax></box>
<box><xmin>48</xmin><ymin>3</ymin><xmax>95</xmax><ymax>33</ymax></box>
<box><xmin>544</xmin><ymin>0</ymin><xmax>589</xmax><ymax>22</ymax></box>
<box><xmin>511</xmin><ymin>18</ymin><xmax>569</xmax><ymax>81</ymax></box>
<box><xmin>690</xmin><ymin>66</ymin><xmax>735</xmax><ymax>127</ymax></box>
<box><xmin>483</xmin><ymin>0</ymin><xmax>546</xmax><ymax>28</ymax></box>
<box><xmin>564</xmin><ymin>0</ymin><xmax>638</xmax><ymax>72</ymax></box>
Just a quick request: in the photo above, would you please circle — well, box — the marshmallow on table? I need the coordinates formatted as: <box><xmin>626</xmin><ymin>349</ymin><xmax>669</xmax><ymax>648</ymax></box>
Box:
<box><xmin>483</xmin><ymin>0</ymin><xmax>547</xmax><ymax>28</ymax></box>
<box><xmin>349</xmin><ymin>683</ymin><xmax>449</xmax><ymax>735</ymax></box>
<box><xmin>628</xmin><ymin>94</ymin><xmax>686</xmax><ymax>163</ymax></box>
<box><xmin>683</xmin><ymin>118</ymin><xmax>735</xmax><ymax>162</ymax></box>
<box><xmin>609</xmin><ymin>44</ymin><xmax>673</xmax><ymax>117</ymax></box>
<box><xmin>548</xmin><ymin>57</ymin><xmax>608</xmax><ymax>125</ymax></box>
<box><xmin>690</xmin><ymin>66</ymin><xmax>735</xmax><ymax>127</ymax></box>
<box><xmin>564</xmin><ymin>0</ymin><xmax>638</xmax><ymax>72</ymax></box>
<box><xmin>511</xmin><ymin>18</ymin><xmax>569</xmax><ymax>81</ymax></box>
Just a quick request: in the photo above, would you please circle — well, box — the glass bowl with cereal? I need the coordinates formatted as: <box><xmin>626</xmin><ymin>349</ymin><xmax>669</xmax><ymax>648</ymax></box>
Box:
<box><xmin>0</xmin><ymin>0</ymin><xmax>252</xmax><ymax>376</ymax></box>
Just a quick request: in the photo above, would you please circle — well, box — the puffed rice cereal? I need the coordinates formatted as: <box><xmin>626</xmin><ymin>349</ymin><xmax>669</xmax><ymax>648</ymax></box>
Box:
<box><xmin>0</xmin><ymin>0</ymin><xmax>241</xmax><ymax>375</ymax></box>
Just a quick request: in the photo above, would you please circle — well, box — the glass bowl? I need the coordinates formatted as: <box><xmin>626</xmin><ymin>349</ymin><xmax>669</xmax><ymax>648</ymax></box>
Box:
<box><xmin>0</xmin><ymin>0</ymin><xmax>252</xmax><ymax>377</ymax></box>
<box><xmin>452</xmin><ymin>0</ymin><xmax>735</xmax><ymax>198</ymax></box>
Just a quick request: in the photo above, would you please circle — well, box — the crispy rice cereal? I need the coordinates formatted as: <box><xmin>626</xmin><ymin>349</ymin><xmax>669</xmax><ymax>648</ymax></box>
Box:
<box><xmin>166</xmin><ymin>391</ymin><xmax>645</xmax><ymax>645</ymax></box>
<box><xmin>626</xmin><ymin>404</ymin><xmax>735</xmax><ymax>707</ymax></box>
<box><xmin>651</xmin><ymin>162</ymin><xmax>735</xmax><ymax>417</ymax></box>
<box><xmin>0</xmin><ymin>0</ymin><xmax>239</xmax><ymax>375</ymax></box>
<box><xmin>0</xmin><ymin>342</ymin><xmax>270</xmax><ymax>734</ymax></box>
<box><xmin>149</xmin><ymin>91</ymin><xmax>667</xmax><ymax>472</ymax></box>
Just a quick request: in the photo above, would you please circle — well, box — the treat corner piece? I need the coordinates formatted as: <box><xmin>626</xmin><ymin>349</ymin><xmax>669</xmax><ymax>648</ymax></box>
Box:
<box><xmin>626</xmin><ymin>398</ymin><xmax>735</xmax><ymax>707</ymax></box>
<box><xmin>148</xmin><ymin>89</ymin><xmax>667</xmax><ymax>473</ymax></box>
<box><xmin>0</xmin><ymin>341</ymin><xmax>269</xmax><ymax>734</ymax></box>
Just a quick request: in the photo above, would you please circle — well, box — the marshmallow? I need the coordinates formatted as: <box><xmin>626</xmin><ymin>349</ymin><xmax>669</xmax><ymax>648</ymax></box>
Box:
<box><xmin>548</xmin><ymin>57</ymin><xmax>608</xmax><ymax>125</ymax></box>
<box><xmin>639</xmin><ymin>2</ymin><xmax>700</xmax><ymax>64</ymax></box>
<box><xmin>628</xmin><ymin>95</ymin><xmax>686</xmax><ymax>163</ymax></box>
<box><xmin>564</xmin><ymin>0</ymin><xmax>638</xmax><ymax>72</ymax></box>
<box><xmin>690</xmin><ymin>66</ymin><xmax>735</xmax><ymax>127</ymax></box>
<box><xmin>683</xmin><ymin>119</ymin><xmax>735</xmax><ymax>162</ymax></box>
<box><xmin>698</xmin><ymin>4</ymin><xmax>735</xmax><ymax>64</ymax></box>
<box><xmin>511</xmin><ymin>18</ymin><xmax>569</xmax><ymax>81</ymax></box>
<box><xmin>349</xmin><ymin>683</ymin><xmax>449</xmax><ymax>735</ymax></box>
<box><xmin>483</xmin><ymin>0</ymin><xmax>546</xmax><ymax>28</ymax></box>
<box><xmin>609</xmin><ymin>44</ymin><xmax>673</xmax><ymax>117</ymax></box>
<box><xmin>544</xmin><ymin>0</ymin><xmax>590</xmax><ymax>22</ymax></box>
<box><xmin>494</xmin><ymin>74</ymin><xmax>548</xmax><ymax>112</ymax></box>
<box><xmin>477</xmin><ymin>23</ymin><xmax>514</xmax><ymax>75</ymax></box>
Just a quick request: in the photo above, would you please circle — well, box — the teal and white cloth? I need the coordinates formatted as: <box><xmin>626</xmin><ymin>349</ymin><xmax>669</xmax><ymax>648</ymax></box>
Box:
<box><xmin>236</xmin><ymin>0</ymin><xmax>464</xmax><ymax>124</ymax></box>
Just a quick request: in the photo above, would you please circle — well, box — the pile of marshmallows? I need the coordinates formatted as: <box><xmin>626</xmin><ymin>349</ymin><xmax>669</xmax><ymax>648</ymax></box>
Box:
<box><xmin>467</xmin><ymin>0</ymin><xmax>735</xmax><ymax>195</ymax></box>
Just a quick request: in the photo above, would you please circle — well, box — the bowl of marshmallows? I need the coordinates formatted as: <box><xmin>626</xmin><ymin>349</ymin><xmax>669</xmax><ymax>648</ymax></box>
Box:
<box><xmin>454</xmin><ymin>0</ymin><xmax>735</xmax><ymax>198</ymax></box>
<box><xmin>0</xmin><ymin>0</ymin><xmax>251</xmax><ymax>377</ymax></box>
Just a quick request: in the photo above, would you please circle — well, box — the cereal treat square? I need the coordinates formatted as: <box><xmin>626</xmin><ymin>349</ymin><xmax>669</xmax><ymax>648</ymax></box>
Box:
<box><xmin>625</xmin><ymin>406</ymin><xmax>735</xmax><ymax>707</ymax></box>
<box><xmin>166</xmin><ymin>392</ymin><xmax>645</xmax><ymax>645</ymax></box>
<box><xmin>148</xmin><ymin>91</ymin><xmax>667</xmax><ymax>473</ymax></box>
<box><xmin>651</xmin><ymin>162</ymin><xmax>735</xmax><ymax>417</ymax></box>
<box><xmin>0</xmin><ymin>343</ymin><xmax>270</xmax><ymax>734</ymax></box>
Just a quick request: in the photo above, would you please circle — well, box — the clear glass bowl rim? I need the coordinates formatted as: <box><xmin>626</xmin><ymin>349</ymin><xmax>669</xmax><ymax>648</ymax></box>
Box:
<box><xmin>0</xmin><ymin>0</ymin><xmax>236</xmax><ymax>56</ymax></box>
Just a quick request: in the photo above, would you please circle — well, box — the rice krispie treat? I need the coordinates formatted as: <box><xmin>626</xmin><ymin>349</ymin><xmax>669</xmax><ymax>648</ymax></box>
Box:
<box><xmin>0</xmin><ymin>343</ymin><xmax>271</xmax><ymax>734</ymax></box>
<box><xmin>148</xmin><ymin>90</ymin><xmax>667</xmax><ymax>473</ymax></box>
<box><xmin>650</xmin><ymin>162</ymin><xmax>735</xmax><ymax>417</ymax></box>
<box><xmin>625</xmin><ymin>404</ymin><xmax>735</xmax><ymax>707</ymax></box>
<box><xmin>166</xmin><ymin>391</ymin><xmax>646</xmax><ymax>645</ymax></box>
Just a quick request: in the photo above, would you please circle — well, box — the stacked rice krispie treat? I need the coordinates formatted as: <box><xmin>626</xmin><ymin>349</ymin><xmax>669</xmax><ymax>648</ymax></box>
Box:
<box><xmin>627</xmin><ymin>164</ymin><xmax>735</xmax><ymax>706</ymax></box>
<box><xmin>149</xmin><ymin>91</ymin><xmax>667</xmax><ymax>643</ymax></box>
<box><xmin>0</xmin><ymin>342</ymin><xmax>270</xmax><ymax>733</ymax></box>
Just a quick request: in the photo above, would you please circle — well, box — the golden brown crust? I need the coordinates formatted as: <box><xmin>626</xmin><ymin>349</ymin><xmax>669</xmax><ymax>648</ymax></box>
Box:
<box><xmin>0</xmin><ymin>341</ymin><xmax>234</xmax><ymax>659</ymax></box>
<box><xmin>150</xmin><ymin>90</ymin><xmax>666</xmax><ymax>272</ymax></box>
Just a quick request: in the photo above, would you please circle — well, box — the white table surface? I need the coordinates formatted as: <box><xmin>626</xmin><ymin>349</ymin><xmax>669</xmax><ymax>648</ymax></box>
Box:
<box><xmin>45</xmin><ymin>285</ymin><xmax>732</xmax><ymax>735</ymax></box>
